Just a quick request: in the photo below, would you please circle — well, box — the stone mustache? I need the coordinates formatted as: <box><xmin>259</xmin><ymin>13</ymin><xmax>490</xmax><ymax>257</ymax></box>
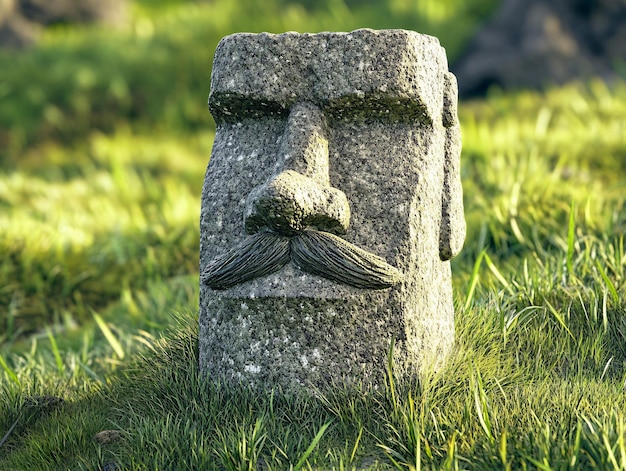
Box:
<box><xmin>202</xmin><ymin>102</ymin><xmax>402</xmax><ymax>290</ymax></box>
<box><xmin>199</xmin><ymin>29</ymin><xmax>466</xmax><ymax>391</ymax></box>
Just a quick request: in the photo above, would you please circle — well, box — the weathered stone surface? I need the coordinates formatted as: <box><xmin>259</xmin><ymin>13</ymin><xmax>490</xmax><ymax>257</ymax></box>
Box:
<box><xmin>244</xmin><ymin>170</ymin><xmax>351</xmax><ymax>236</ymax></box>
<box><xmin>199</xmin><ymin>29</ymin><xmax>465</xmax><ymax>392</ymax></box>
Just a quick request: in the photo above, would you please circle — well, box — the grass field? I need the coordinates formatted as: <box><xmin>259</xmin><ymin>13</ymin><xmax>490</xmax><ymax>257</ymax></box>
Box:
<box><xmin>1</xmin><ymin>0</ymin><xmax>626</xmax><ymax>469</ymax></box>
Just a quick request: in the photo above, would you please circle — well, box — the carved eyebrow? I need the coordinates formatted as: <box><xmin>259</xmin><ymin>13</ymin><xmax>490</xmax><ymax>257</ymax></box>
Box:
<box><xmin>209</xmin><ymin>92</ymin><xmax>290</xmax><ymax>123</ymax></box>
<box><xmin>323</xmin><ymin>93</ymin><xmax>432</xmax><ymax>125</ymax></box>
<box><xmin>209</xmin><ymin>90</ymin><xmax>432</xmax><ymax>126</ymax></box>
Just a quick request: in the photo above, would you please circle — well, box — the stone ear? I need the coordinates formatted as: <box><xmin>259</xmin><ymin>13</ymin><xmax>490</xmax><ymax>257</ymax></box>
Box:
<box><xmin>439</xmin><ymin>72</ymin><xmax>466</xmax><ymax>261</ymax></box>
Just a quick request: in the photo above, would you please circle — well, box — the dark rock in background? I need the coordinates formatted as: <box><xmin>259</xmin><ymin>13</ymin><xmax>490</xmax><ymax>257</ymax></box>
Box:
<box><xmin>452</xmin><ymin>0</ymin><xmax>626</xmax><ymax>96</ymax></box>
<box><xmin>19</xmin><ymin>0</ymin><xmax>127</xmax><ymax>25</ymax></box>
<box><xmin>0</xmin><ymin>0</ymin><xmax>127</xmax><ymax>48</ymax></box>
<box><xmin>0</xmin><ymin>0</ymin><xmax>40</xmax><ymax>49</ymax></box>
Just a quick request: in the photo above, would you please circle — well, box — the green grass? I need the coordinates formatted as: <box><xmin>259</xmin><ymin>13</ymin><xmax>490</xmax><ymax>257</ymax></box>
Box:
<box><xmin>0</xmin><ymin>130</ymin><xmax>206</xmax><ymax>343</ymax></box>
<box><xmin>2</xmin><ymin>0</ymin><xmax>626</xmax><ymax>469</ymax></box>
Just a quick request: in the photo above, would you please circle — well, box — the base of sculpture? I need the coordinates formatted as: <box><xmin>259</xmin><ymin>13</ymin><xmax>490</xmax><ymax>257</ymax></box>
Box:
<box><xmin>199</xmin><ymin>264</ymin><xmax>455</xmax><ymax>392</ymax></box>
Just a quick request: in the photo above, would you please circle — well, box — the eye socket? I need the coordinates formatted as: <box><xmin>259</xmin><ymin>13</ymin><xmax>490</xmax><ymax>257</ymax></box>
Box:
<box><xmin>209</xmin><ymin>91</ymin><xmax>432</xmax><ymax>126</ymax></box>
<box><xmin>209</xmin><ymin>92</ymin><xmax>290</xmax><ymax>123</ymax></box>
<box><xmin>323</xmin><ymin>93</ymin><xmax>431</xmax><ymax>125</ymax></box>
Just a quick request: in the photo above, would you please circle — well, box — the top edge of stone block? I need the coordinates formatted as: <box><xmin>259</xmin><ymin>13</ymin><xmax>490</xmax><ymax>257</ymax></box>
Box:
<box><xmin>209</xmin><ymin>29</ymin><xmax>450</xmax><ymax>126</ymax></box>
<box><xmin>219</xmin><ymin>28</ymin><xmax>440</xmax><ymax>43</ymax></box>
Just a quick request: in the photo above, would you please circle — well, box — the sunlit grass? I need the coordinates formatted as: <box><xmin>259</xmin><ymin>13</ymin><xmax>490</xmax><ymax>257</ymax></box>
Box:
<box><xmin>1</xmin><ymin>0</ymin><xmax>626</xmax><ymax>468</ymax></box>
<box><xmin>0</xmin><ymin>130</ymin><xmax>208</xmax><ymax>343</ymax></box>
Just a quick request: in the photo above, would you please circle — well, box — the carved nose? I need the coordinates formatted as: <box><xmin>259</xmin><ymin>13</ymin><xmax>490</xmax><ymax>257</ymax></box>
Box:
<box><xmin>244</xmin><ymin>102</ymin><xmax>351</xmax><ymax>236</ymax></box>
<box><xmin>279</xmin><ymin>101</ymin><xmax>330</xmax><ymax>186</ymax></box>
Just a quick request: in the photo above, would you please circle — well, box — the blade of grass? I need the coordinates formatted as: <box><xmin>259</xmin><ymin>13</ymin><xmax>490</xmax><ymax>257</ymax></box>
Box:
<box><xmin>567</xmin><ymin>200</ymin><xmax>575</xmax><ymax>276</ymax></box>
<box><xmin>442</xmin><ymin>431</ymin><xmax>458</xmax><ymax>470</ymax></box>
<box><xmin>293</xmin><ymin>422</ymin><xmax>330</xmax><ymax>471</ymax></box>
<box><xmin>618</xmin><ymin>415</ymin><xmax>626</xmax><ymax>471</ymax></box>
<box><xmin>602</xmin><ymin>431</ymin><xmax>620</xmax><ymax>470</ymax></box>
<box><xmin>545</xmin><ymin>301</ymin><xmax>575</xmax><ymax>341</ymax></box>
<box><xmin>377</xmin><ymin>443</ymin><xmax>406</xmax><ymax>471</ymax></box>
<box><xmin>600</xmin><ymin>357</ymin><xmax>613</xmax><ymax>381</ymax></box>
<box><xmin>522</xmin><ymin>454</ymin><xmax>553</xmax><ymax>471</ymax></box>
<box><xmin>484</xmin><ymin>252</ymin><xmax>514</xmax><ymax>295</ymax></box>
<box><xmin>350</xmin><ymin>426</ymin><xmax>363</xmax><ymax>464</ymax></box>
<box><xmin>595</xmin><ymin>260</ymin><xmax>619</xmax><ymax>304</ymax></box>
<box><xmin>46</xmin><ymin>327</ymin><xmax>64</xmax><ymax>375</ymax></box>
<box><xmin>93</xmin><ymin>311</ymin><xmax>125</xmax><ymax>359</ymax></box>
<box><xmin>569</xmin><ymin>422</ymin><xmax>582</xmax><ymax>469</ymax></box>
<box><xmin>472</xmin><ymin>368</ymin><xmax>494</xmax><ymax>444</ymax></box>
<box><xmin>77</xmin><ymin>360</ymin><xmax>106</xmax><ymax>384</ymax></box>
<box><xmin>499</xmin><ymin>430</ymin><xmax>508</xmax><ymax>468</ymax></box>
<box><xmin>464</xmin><ymin>250</ymin><xmax>485</xmax><ymax>311</ymax></box>
<box><xmin>0</xmin><ymin>354</ymin><xmax>20</xmax><ymax>387</ymax></box>
<box><xmin>0</xmin><ymin>412</ymin><xmax>22</xmax><ymax>450</ymax></box>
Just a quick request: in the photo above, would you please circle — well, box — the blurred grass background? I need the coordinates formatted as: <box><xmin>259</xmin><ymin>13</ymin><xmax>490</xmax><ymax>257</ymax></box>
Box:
<box><xmin>2</xmin><ymin>0</ymin><xmax>626</xmax><ymax>468</ymax></box>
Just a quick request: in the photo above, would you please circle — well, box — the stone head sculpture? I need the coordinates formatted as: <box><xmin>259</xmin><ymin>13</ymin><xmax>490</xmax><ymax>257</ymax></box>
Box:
<box><xmin>199</xmin><ymin>29</ymin><xmax>465</xmax><ymax>391</ymax></box>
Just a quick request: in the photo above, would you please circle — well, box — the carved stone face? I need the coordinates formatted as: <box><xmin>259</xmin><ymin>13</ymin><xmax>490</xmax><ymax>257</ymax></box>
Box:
<box><xmin>199</xmin><ymin>29</ymin><xmax>465</xmax><ymax>391</ymax></box>
<box><xmin>202</xmin><ymin>100</ymin><xmax>402</xmax><ymax>291</ymax></box>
